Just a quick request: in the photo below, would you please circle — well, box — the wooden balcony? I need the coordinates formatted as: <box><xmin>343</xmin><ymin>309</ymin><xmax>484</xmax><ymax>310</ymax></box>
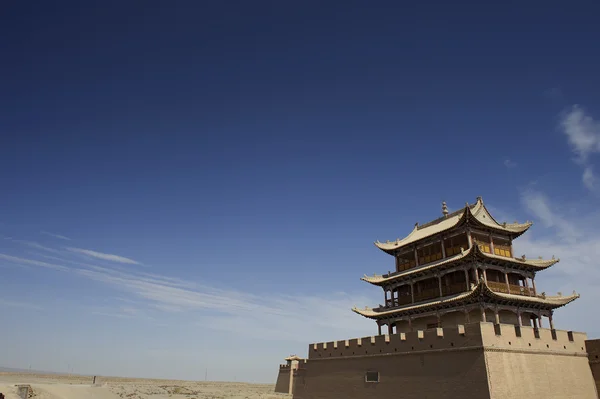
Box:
<box><xmin>487</xmin><ymin>280</ymin><xmax>535</xmax><ymax>296</ymax></box>
<box><xmin>493</xmin><ymin>244</ymin><xmax>512</xmax><ymax>257</ymax></box>
<box><xmin>413</xmin><ymin>288</ymin><xmax>440</xmax><ymax>303</ymax></box>
<box><xmin>442</xmin><ymin>282</ymin><xmax>468</xmax><ymax>296</ymax></box>
<box><xmin>385</xmin><ymin>295</ymin><xmax>413</xmax><ymax>308</ymax></box>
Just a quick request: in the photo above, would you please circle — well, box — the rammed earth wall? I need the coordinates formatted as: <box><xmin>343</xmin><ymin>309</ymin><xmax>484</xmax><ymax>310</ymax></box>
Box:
<box><xmin>292</xmin><ymin>322</ymin><xmax>598</xmax><ymax>399</ymax></box>
<box><xmin>274</xmin><ymin>364</ymin><xmax>291</xmax><ymax>394</ymax></box>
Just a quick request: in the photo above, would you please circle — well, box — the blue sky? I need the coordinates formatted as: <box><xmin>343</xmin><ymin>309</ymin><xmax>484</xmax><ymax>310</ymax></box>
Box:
<box><xmin>1</xmin><ymin>0</ymin><xmax>600</xmax><ymax>383</ymax></box>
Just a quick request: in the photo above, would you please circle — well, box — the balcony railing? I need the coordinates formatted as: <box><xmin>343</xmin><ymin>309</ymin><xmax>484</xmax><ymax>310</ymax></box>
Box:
<box><xmin>493</xmin><ymin>244</ymin><xmax>512</xmax><ymax>257</ymax></box>
<box><xmin>487</xmin><ymin>280</ymin><xmax>534</xmax><ymax>296</ymax></box>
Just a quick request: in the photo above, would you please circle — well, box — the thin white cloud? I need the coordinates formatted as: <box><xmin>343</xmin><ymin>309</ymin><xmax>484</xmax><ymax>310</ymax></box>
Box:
<box><xmin>520</xmin><ymin>189</ymin><xmax>581</xmax><ymax>242</ymax></box>
<box><xmin>503</xmin><ymin>159</ymin><xmax>517</xmax><ymax>168</ymax></box>
<box><xmin>2</xmin><ymin>251</ymin><xmax>377</xmax><ymax>343</ymax></box>
<box><xmin>559</xmin><ymin>105</ymin><xmax>600</xmax><ymax>192</ymax></box>
<box><xmin>66</xmin><ymin>247</ymin><xmax>141</xmax><ymax>265</ymax></box>
<box><xmin>512</xmin><ymin>192</ymin><xmax>600</xmax><ymax>336</ymax></box>
<box><xmin>560</xmin><ymin>105</ymin><xmax>600</xmax><ymax>162</ymax></box>
<box><xmin>582</xmin><ymin>166</ymin><xmax>597</xmax><ymax>192</ymax></box>
<box><xmin>12</xmin><ymin>240</ymin><xmax>63</xmax><ymax>254</ymax></box>
<box><xmin>0</xmin><ymin>253</ymin><xmax>70</xmax><ymax>272</ymax></box>
<box><xmin>41</xmin><ymin>231</ymin><xmax>71</xmax><ymax>241</ymax></box>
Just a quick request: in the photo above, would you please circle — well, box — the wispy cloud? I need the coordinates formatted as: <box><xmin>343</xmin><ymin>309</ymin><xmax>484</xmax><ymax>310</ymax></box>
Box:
<box><xmin>560</xmin><ymin>105</ymin><xmax>600</xmax><ymax>162</ymax></box>
<box><xmin>66</xmin><ymin>247</ymin><xmax>141</xmax><ymax>265</ymax></box>
<box><xmin>503</xmin><ymin>159</ymin><xmax>517</xmax><ymax>168</ymax></box>
<box><xmin>41</xmin><ymin>231</ymin><xmax>71</xmax><ymax>241</ymax></box>
<box><xmin>0</xmin><ymin>253</ymin><xmax>70</xmax><ymax>272</ymax></box>
<box><xmin>520</xmin><ymin>188</ymin><xmax>581</xmax><ymax>242</ymax></box>
<box><xmin>1</xmin><ymin>249</ymin><xmax>376</xmax><ymax>343</ymax></box>
<box><xmin>559</xmin><ymin>105</ymin><xmax>600</xmax><ymax>192</ymax></box>
<box><xmin>511</xmin><ymin>191</ymin><xmax>600</xmax><ymax>336</ymax></box>
<box><xmin>582</xmin><ymin>166</ymin><xmax>597</xmax><ymax>192</ymax></box>
<box><xmin>12</xmin><ymin>240</ymin><xmax>63</xmax><ymax>254</ymax></box>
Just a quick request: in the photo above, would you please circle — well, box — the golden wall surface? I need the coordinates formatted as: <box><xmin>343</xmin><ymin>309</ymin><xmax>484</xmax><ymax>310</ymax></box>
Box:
<box><xmin>480</xmin><ymin>323</ymin><xmax>597</xmax><ymax>399</ymax></box>
<box><xmin>291</xmin><ymin>323</ymin><xmax>598</xmax><ymax>399</ymax></box>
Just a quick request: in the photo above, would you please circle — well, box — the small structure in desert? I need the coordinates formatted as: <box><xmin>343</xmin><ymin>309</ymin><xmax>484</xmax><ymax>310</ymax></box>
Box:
<box><xmin>277</xmin><ymin>197</ymin><xmax>599</xmax><ymax>399</ymax></box>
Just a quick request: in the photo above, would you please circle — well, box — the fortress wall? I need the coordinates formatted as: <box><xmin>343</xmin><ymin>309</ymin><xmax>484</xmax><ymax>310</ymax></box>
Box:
<box><xmin>298</xmin><ymin>326</ymin><xmax>490</xmax><ymax>399</ymax></box>
<box><xmin>297</xmin><ymin>323</ymin><xmax>598</xmax><ymax>399</ymax></box>
<box><xmin>586</xmin><ymin>339</ymin><xmax>600</xmax><ymax>396</ymax></box>
<box><xmin>274</xmin><ymin>364</ymin><xmax>292</xmax><ymax>394</ymax></box>
<box><xmin>480</xmin><ymin>323</ymin><xmax>597</xmax><ymax>399</ymax></box>
<box><xmin>308</xmin><ymin>323</ymin><xmax>484</xmax><ymax>360</ymax></box>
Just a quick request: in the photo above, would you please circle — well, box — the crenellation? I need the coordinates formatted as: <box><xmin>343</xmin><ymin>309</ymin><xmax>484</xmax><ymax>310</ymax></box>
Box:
<box><xmin>479</xmin><ymin>323</ymin><xmax>589</xmax><ymax>355</ymax></box>
<box><xmin>308</xmin><ymin>323</ymin><xmax>482</xmax><ymax>359</ymax></box>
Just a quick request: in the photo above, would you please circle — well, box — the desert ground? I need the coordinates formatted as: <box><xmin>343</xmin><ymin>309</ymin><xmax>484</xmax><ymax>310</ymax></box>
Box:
<box><xmin>0</xmin><ymin>372</ymin><xmax>288</xmax><ymax>399</ymax></box>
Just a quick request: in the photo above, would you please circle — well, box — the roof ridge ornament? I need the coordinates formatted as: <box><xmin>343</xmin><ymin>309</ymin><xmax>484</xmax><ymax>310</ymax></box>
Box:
<box><xmin>442</xmin><ymin>201</ymin><xmax>449</xmax><ymax>217</ymax></box>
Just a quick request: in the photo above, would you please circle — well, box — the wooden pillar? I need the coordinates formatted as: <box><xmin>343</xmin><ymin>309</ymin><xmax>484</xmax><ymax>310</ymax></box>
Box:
<box><xmin>441</xmin><ymin>236</ymin><xmax>446</xmax><ymax>258</ymax></box>
<box><xmin>494</xmin><ymin>309</ymin><xmax>500</xmax><ymax>324</ymax></box>
<box><xmin>467</xmin><ymin>229</ymin><xmax>473</xmax><ymax>248</ymax></box>
<box><xmin>538</xmin><ymin>313</ymin><xmax>543</xmax><ymax>328</ymax></box>
<box><xmin>438</xmin><ymin>275</ymin><xmax>443</xmax><ymax>297</ymax></box>
<box><xmin>464</xmin><ymin>268</ymin><xmax>470</xmax><ymax>290</ymax></box>
<box><xmin>388</xmin><ymin>323</ymin><xmax>393</xmax><ymax>335</ymax></box>
<box><xmin>549</xmin><ymin>312</ymin><xmax>555</xmax><ymax>330</ymax></box>
<box><xmin>464</xmin><ymin>309</ymin><xmax>471</xmax><ymax>324</ymax></box>
<box><xmin>480</xmin><ymin>306</ymin><xmax>487</xmax><ymax>322</ymax></box>
<box><xmin>414</xmin><ymin>246</ymin><xmax>419</xmax><ymax>266</ymax></box>
<box><xmin>532</xmin><ymin>278</ymin><xmax>537</xmax><ymax>295</ymax></box>
<box><xmin>524</xmin><ymin>278</ymin><xmax>530</xmax><ymax>296</ymax></box>
<box><xmin>489</xmin><ymin>233</ymin><xmax>495</xmax><ymax>254</ymax></box>
<box><xmin>474</xmin><ymin>267</ymin><xmax>480</xmax><ymax>282</ymax></box>
<box><xmin>378</xmin><ymin>321</ymin><xmax>382</xmax><ymax>336</ymax></box>
<box><xmin>410</xmin><ymin>282</ymin><xmax>415</xmax><ymax>303</ymax></box>
<box><xmin>408</xmin><ymin>317</ymin><xmax>413</xmax><ymax>332</ymax></box>
<box><xmin>482</xmin><ymin>268</ymin><xmax>488</xmax><ymax>282</ymax></box>
<box><xmin>504</xmin><ymin>272</ymin><xmax>510</xmax><ymax>293</ymax></box>
<box><xmin>517</xmin><ymin>311</ymin><xmax>523</xmax><ymax>326</ymax></box>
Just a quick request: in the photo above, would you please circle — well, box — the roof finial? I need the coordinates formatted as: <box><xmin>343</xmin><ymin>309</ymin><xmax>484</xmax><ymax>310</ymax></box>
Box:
<box><xmin>442</xmin><ymin>201</ymin><xmax>449</xmax><ymax>217</ymax></box>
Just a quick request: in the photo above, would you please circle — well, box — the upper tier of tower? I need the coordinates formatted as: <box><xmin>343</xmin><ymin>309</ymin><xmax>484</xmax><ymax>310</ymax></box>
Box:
<box><xmin>374</xmin><ymin>196</ymin><xmax>531</xmax><ymax>255</ymax></box>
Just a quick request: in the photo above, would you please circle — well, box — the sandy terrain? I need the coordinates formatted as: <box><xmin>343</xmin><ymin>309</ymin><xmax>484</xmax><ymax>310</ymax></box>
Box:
<box><xmin>0</xmin><ymin>372</ymin><xmax>288</xmax><ymax>399</ymax></box>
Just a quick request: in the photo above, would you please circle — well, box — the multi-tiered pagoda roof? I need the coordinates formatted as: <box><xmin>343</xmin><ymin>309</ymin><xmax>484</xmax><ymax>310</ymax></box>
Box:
<box><xmin>352</xmin><ymin>197</ymin><xmax>579</xmax><ymax>334</ymax></box>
